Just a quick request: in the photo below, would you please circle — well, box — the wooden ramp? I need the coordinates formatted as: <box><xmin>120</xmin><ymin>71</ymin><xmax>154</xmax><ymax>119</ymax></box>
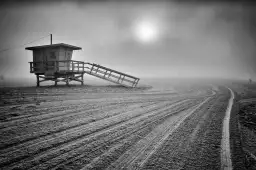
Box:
<box><xmin>84</xmin><ymin>63</ymin><xmax>140</xmax><ymax>88</ymax></box>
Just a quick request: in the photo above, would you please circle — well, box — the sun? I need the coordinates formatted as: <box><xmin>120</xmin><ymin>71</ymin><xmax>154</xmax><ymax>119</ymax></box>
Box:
<box><xmin>133</xmin><ymin>20</ymin><xmax>158</xmax><ymax>43</ymax></box>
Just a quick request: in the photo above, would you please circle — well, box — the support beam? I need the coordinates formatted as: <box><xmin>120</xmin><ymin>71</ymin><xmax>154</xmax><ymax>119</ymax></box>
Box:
<box><xmin>34</xmin><ymin>73</ymin><xmax>85</xmax><ymax>87</ymax></box>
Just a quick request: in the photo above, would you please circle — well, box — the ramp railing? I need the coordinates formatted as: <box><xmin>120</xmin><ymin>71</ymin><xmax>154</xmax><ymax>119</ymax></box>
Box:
<box><xmin>84</xmin><ymin>63</ymin><xmax>140</xmax><ymax>88</ymax></box>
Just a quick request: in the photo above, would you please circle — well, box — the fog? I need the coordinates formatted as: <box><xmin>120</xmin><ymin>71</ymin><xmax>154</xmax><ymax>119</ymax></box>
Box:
<box><xmin>0</xmin><ymin>1</ymin><xmax>255</xmax><ymax>86</ymax></box>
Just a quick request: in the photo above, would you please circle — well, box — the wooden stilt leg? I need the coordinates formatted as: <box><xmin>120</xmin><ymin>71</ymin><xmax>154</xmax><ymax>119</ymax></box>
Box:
<box><xmin>66</xmin><ymin>75</ymin><xmax>69</xmax><ymax>86</ymax></box>
<box><xmin>36</xmin><ymin>75</ymin><xmax>39</xmax><ymax>87</ymax></box>
<box><xmin>81</xmin><ymin>73</ymin><xmax>84</xmax><ymax>85</ymax></box>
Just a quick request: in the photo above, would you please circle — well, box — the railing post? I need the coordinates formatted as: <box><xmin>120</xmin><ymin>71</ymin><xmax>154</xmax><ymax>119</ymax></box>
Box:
<box><xmin>132</xmin><ymin>79</ymin><xmax>136</xmax><ymax>87</ymax></box>
<box><xmin>134</xmin><ymin>79</ymin><xmax>139</xmax><ymax>87</ymax></box>
<box><xmin>108</xmin><ymin>72</ymin><xmax>112</xmax><ymax>78</ymax></box>
<box><xmin>90</xmin><ymin>64</ymin><xmax>94</xmax><ymax>74</ymax></box>
<box><xmin>121</xmin><ymin>76</ymin><xmax>125</xmax><ymax>83</ymax></box>
<box><xmin>104</xmin><ymin>70</ymin><xmax>107</xmax><ymax>77</ymax></box>
<box><xmin>95</xmin><ymin>66</ymin><xmax>99</xmax><ymax>74</ymax></box>
<box><xmin>72</xmin><ymin>61</ymin><xmax>74</xmax><ymax>72</ymax></box>
<box><xmin>118</xmin><ymin>74</ymin><xmax>121</xmax><ymax>82</ymax></box>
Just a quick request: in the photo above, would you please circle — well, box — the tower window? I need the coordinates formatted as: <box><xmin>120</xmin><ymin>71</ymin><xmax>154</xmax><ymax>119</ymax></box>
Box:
<box><xmin>50</xmin><ymin>52</ymin><xmax>56</xmax><ymax>59</ymax></box>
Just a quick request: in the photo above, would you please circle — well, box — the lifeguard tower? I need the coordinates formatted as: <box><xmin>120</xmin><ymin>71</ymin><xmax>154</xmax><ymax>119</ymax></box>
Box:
<box><xmin>26</xmin><ymin>35</ymin><xmax>140</xmax><ymax>87</ymax></box>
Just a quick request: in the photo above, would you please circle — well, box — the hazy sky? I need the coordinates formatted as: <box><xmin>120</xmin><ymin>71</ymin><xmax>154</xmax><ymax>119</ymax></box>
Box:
<box><xmin>0</xmin><ymin>0</ymin><xmax>256</xmax><ymax>81</ymax></box>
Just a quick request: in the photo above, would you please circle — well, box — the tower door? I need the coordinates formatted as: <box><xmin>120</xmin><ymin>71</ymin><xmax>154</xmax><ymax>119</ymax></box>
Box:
<box><xmin>47</xmin><ymin>51</ymin><xmax>57</xmax><ymax>71</ymax></box>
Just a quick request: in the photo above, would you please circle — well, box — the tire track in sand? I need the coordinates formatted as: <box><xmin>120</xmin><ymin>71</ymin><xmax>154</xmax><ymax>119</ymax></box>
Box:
<box><xmin>0</xmin><ymin>101</ymin><xmax>153</xmax><ymax>149</ymax></box>
<box><xmin>221</xmin><ymin>87</ymin><xmax>234</xmax><ymax>170</ymax></box>
<box><xmin>1</xmin><ymin>100</ymin><xmax>190</xmax><ymax>169</ymax></box>
<box><xmin>0</xmin><ymin>101</ymin><xmax>158</xmax><ymax>165</ymax></box>
<box><xmin>105</xmin><ymin>96</ymin><xmax>212</xmax><ymax>170</ymax></box>
<box><xmin>34</xmin><ymin>100</ymin><xmax>199</xmax><ymax>170</ymax></box>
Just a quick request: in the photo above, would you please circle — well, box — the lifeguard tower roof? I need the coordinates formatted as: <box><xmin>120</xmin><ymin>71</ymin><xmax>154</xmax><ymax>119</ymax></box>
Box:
<box><xmin>25</xmin><ymin>43</ymin><xmax>82</xmax><ymax>50</ymax></box>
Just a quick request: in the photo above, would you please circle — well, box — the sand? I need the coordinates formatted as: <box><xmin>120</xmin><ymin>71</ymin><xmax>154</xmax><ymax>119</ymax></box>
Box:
<box><xmin>0</xmin><ymin>83</ymin><xmax>249</xmax><ymax>169</ymax></box>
